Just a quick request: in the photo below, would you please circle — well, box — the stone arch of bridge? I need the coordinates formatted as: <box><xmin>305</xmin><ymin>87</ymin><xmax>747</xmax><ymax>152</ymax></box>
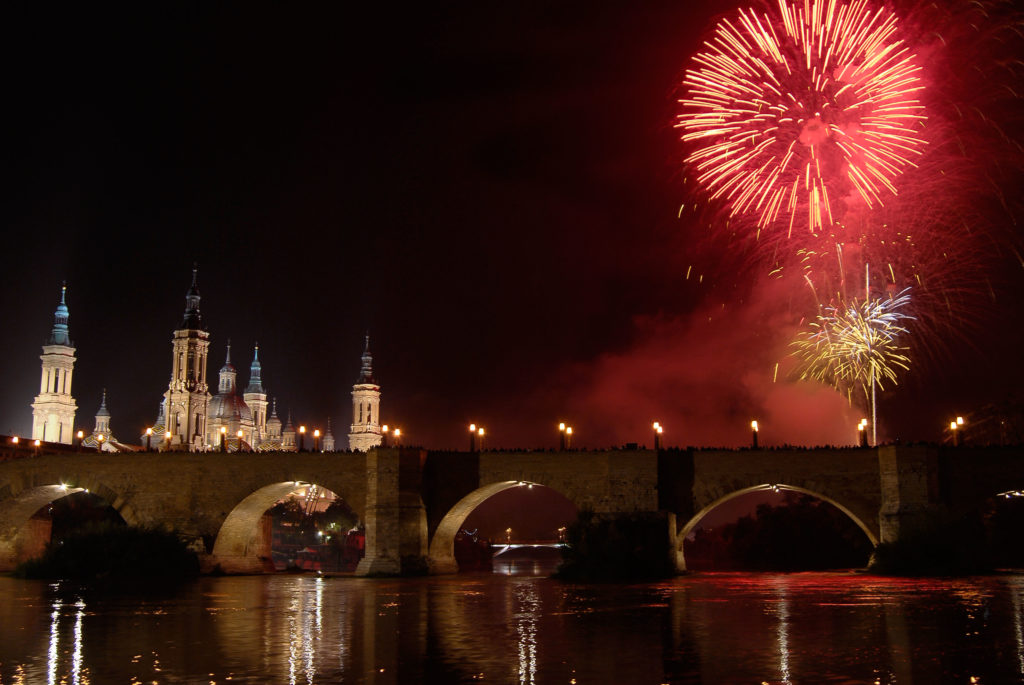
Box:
<box><xmin>210</xmin><ymin>479</ymin><xmax>363</xmax><ymax>574</ymax></box>
<box><xmin>0</xmin><ymin>478</ymin><xmax>137</xmax><ymax>571</ymax></box>
<box><xmin>427</xmin><ymin>480</ymin><xmax>577</xmax><ymax>574</ymax></box>
<box><xmin>675</xmin><ymin>483</ymin><xmax>879</xmax><ymax>571</ymax></box>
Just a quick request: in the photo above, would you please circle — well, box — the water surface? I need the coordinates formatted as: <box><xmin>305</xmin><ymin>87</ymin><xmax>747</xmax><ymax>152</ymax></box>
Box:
<box><xmin>1</xmin><ymin>571</ymin><xmax>1021</xmax><ymax>683</ymax></box>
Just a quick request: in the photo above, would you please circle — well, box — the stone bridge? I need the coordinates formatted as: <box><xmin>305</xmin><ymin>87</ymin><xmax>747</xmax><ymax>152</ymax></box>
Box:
<box><xmin>0</xmin><ymin>444</ymin><xmax>1020</xmax><ymax>574</ymax></box>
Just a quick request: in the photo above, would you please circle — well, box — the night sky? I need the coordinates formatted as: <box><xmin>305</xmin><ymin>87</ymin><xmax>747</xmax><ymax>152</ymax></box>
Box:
<box><xmin>4</xmin><ymin>1</ymin><xmax>1022</xmax><ymax>450</ymax></box>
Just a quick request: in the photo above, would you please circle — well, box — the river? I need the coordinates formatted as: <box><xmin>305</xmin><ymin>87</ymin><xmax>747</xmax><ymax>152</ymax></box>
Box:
<box><xmin>1</xmin><ymin>565</ymin><xmax>1022</xmax><ymax>684</ymax></box>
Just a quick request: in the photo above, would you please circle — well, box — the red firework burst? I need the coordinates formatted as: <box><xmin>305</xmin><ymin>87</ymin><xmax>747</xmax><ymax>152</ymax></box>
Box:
<box><xmin>677</xmin><ymin>0</ymin><xmax>927</xmax><ymax>237</ymax></box>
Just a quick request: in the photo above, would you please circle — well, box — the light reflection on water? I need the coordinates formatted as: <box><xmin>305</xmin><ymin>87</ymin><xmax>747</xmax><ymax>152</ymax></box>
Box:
<box><xmin>1</xmin><ymin>572</ymin><xmax>1023</xmax><ymax>683</ymax></box>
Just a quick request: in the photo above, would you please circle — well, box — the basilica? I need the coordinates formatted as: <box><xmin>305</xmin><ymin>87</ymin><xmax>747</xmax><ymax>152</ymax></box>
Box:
<box><xmin>29</xmin><ymin>269</ymin><xmax>384</xmax><ymax>453</ymax></box>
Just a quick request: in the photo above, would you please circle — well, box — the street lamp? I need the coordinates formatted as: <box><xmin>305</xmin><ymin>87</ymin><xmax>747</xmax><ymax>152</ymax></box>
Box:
<box><xmin>751</xmin><ymin>420</ymin><xmax>759</xmax><ymax>449</ymax></box>
<box><xmin>653</xmin><ymin>421</ymin><xmax>663</xmax><ymax>450</ymax></box>
<box><xmin>237</xmin><ymin>429</ymin><xmax>244</xmax><ymax>452</ymax></box>
<box><xmin>381</xmin><ymin>425</ymin><xmax>389</xmax><ymax>447</ymax></box>
<box><xmin>506</xmin><ymin>527</ymin><xmax>512</xmax><ymax>545</ymax></box>
<box><xmin>76</xmin><ymin>430</ymin><xmax>84</xmax><ymax>449</ymax></box>
<box><xmin>477</xmin><ymin>427</ymin><xmax>485</xmax><ymax>451</ymax></box>
<box><xmin>314</xmin><ymin>429</ymin><xmax>321</xmax><ymax>452</ymax></box>
<box><xmin>164</xmin><ymin>430</ymin><xmax>172</xmax><ymax>451</ymax></box>
<box><xmin>858</xmin><ymin>419</ymin><xmax>868</xmax><ymax>447</ymax></box>
<box><xmin>469</xmin><ymin>423</ymin><xmax>477</xmax><ymax>452</ymax></box>
<box><xmin>220</xmin><ymin>426</ymin><xmax>227</xmax><ymax>453</ymax></box>
<box><xmin>950</xmin><ymin>420</ymin><xmax>960</xmax><ymax>447</ymax></box>
<box><xmin>558</xmin><ymin>422</ymin><xmax>566</xmax><ymax>451</ymax></box>
<box><xmin>393</xmin><ymin>428</ymin><xmax>401</xmax><ymax>446</ymax></box>
<box><xmin>145</xmin><ymin>427</ymin><xmax>153</xmax><ymax>452</ymax></box>
<box><xmin>96</xmin><ymin>434</ymin><xmax>105</xmax><ymax>453</ymax></box>
<box><xmin>565</xmin><ymin>426</ymin><xmax>573</xmax><ymax>449</ymax></box>
<box><xmin>299</xmin><ymin>425</ymin><xmax>306</xmax><ymax>452</ymax></box>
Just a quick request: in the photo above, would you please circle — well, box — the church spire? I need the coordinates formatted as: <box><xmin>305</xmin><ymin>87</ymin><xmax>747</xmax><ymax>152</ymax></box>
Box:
<box><xmin>96</xmin><ymin>388</ymin><xmax>110</xmax><ymax>417</ymax></box>
<box><xmin>181</xmin><ymin>263</ymin><xmax>203</xmax><ymax>329</ymax></box>
<box><xmin>359</xmin><ymin>334</ymin><xmax>374</xmax><ymax>383</ymax></box>
<box><xmin>47</xmin><ymin>283</ymin><xmax>72</xmax><ymax>346</ymax></box>
<box><xmin>245</xmin><ymin>342</ymin><xmax>264</xmax><ymax>393</ymax></box>
<box><xmin>218</xmin><ymin>341</ymin><xmax>237</xmax><ymax>394</ymax></box>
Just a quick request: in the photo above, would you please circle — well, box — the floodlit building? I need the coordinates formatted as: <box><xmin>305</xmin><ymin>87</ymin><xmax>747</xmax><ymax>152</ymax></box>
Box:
<box><xmin>162</xmin><ymin>266</ymin><xmax>212</xmax><ymax>450</ymax></box>
<box><xmin>82</xmin><ymin>389</ymin><xmax>135</xmax><ymax>452</ymax></box>
<box><xmin>348</xmin><ymin>336</ymin><xmax>382</xmax><ymax>452</ymax></box>
<box><xmin>31</xmin><ymin>284</ymin><xmax>78</xmax><ymax>444</ymax></box>
<box><xmin>206</xmin><ymin>342</ymin><xmax>256</xmax><ymax>449</ymax></box>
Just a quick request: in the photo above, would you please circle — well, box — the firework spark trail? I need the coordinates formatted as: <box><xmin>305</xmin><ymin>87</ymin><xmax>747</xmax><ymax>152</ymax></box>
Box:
<box><xmin>793</xmin><ymin>287</ymin><xmax>914</xmax><ymax>401</ymax></box>
<box><xmin>678</xmin><ymin>0</ymin><xmax>926</xmax><ymax>236</ymax></box>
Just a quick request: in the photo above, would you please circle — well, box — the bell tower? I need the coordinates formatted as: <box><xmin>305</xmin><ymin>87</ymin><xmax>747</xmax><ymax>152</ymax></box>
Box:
<box><xmin>31</xmin><ymin>283</ymin><xmax>78</xmax><ymax>443</ymax></box>
<box><xmin>348</xmin><ymin>335</ymin><xmax>382</xmax><ymax>452</ymax></box>
<box><xmin>162</xmin><ymin>265</ymin><xmax>211</xmax><ymax>450</ymax></box>
<box><xmin>243</xmin><ymin>343</ymin><xmax>269</xmax><ymax>445</ymax></box>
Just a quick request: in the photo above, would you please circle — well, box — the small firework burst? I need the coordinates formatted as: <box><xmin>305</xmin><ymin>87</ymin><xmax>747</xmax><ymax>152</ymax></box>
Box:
<box><xmin>793</xmin><ymin>287</ymin><xmax>914</xmax><ymax>403</ymax></box>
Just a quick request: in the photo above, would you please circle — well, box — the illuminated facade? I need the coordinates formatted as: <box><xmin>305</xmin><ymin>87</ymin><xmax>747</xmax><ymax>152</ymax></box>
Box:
<box><xmin>31</xmin><ymin>285</ymin><xmax>78</xmax><ymax>444</ymax></box>
<box><xmin>323</xmin><ymin>418</ymin><xmax>336</xmax><ymax>452</ymax></box>
<box><xmin>348</xmin><ymin>336</ymin><xmax>382</xmax><ymax>452</ymax></box>
<box><xmin>206</xmin><ymin>342</ymin><xmax>256</xmax><ymax>449</ymax></box>
<box><xmin>243</xmin><ymin>344</ymin><xmax>269</xmax><ymax>444</ymax></box>
<box><xmin>162</xmin><ymin>267</ymin><xmax>211</xmax><ymax>450</ymax></box>
<box><xmin>82</xmin><ymin>389</ymin><xmax>134</xmax><ymax>452</ymax></box>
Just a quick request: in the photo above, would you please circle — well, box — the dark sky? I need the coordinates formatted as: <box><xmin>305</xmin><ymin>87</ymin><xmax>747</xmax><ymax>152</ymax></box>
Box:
<box><xmin>3</xmin><ymin>1</ymin><xmax>1022</xmax><ymax>450</ymax></box>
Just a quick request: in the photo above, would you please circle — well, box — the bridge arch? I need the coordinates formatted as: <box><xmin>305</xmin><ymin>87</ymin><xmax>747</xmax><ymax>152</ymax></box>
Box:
<box><xmin>0</xmin><ymin>479</ymin><xmax>136</xmax><ymax>571</ymax></box>
<box><xmin>427</xmin><ymin>480</ymin><xmax>576</xmax><ymax>574</ymax></box>
<box><xmin>676</xmin><ymin>483</ymin><xmax>878</xmax><ymax>571</ymax></box>
<box><xmin>210</xmin><ymin>479</ymin><xmax>364</xmax><ymax>574</ymax></box>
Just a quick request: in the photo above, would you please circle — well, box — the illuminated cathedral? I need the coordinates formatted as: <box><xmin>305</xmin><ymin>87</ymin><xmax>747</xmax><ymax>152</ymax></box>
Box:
<box><xmin>29</xmin><ymin>268</ymin><xmax>378</xmax><ymax>453</ymax></box>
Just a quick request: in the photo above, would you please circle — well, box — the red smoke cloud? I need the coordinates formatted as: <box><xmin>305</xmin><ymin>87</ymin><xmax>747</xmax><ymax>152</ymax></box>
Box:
<box><xmin>549</xmin><ymin>276</ymin><xmax>858</xmax><ymax>449</ymax></box>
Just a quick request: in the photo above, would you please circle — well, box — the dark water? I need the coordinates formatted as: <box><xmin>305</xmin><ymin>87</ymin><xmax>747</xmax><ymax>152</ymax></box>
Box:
<box><xmin>1</xmin><ymin>569</ymin><xmax>1022</xmax><ymax>684</ymax></box>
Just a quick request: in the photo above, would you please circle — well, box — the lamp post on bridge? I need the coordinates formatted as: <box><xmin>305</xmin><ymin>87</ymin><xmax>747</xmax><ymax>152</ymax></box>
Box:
<box><xmin>220</xmin><ymin>426</ymin><xmax>227</xmax><ymax>453</ymax></box>
<box><xmin>469</xmin><ymin>424</ymin><xmax>477</xmax><ymax>452</ymax></box>
<box><xmin>381</xmin><ymin>425</ymin><xmax>389</xmax><ymax>447</ymax></box>
<box><xmin>751</xmin><ymin>420</ymin><xmax>759</xmax><ymax>449</ymax></box>
<box><xmin>76</xmin><ymin>430</ymin><xmax>84</xmax><ymax>450</ymax></box>
<box><xmin>653</xmin><ymin>421</ymin><xmax>663</xmax><ymax>450</ymax></box>
<box><xmin>145</xmin><ymin>427</ymin><xmax>153</xmax><ymax>452</ymax></box>
<box><xmin>313</xmin><ymin>429</ymin><xmax>321</xmax><ymax>453</ymax></box>
<box><xmin>299</xmin><ymin>425</ymin><xmax>306</xmax><ymax>452</ymax></box>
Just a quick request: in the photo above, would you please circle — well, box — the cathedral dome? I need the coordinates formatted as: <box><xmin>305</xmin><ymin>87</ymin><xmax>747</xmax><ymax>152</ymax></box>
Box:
<box><xmin>208</xmin><ymin>392</ymin><xmax>253</xmax><ymax>423</ymax></box>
